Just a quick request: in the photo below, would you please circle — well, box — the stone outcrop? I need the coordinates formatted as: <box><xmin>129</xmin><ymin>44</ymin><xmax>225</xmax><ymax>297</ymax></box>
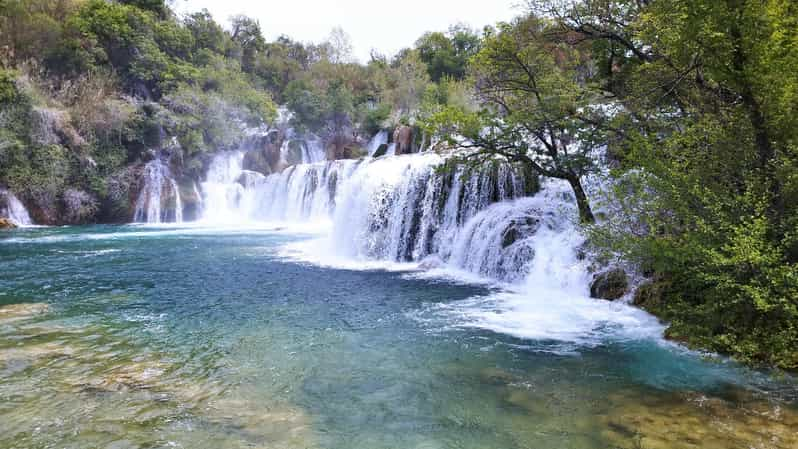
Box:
<box><xmin>590</xmin><ymin>268</ymin><xmax>629</xmax><ymax>300</ymax></box>
<box><xmin>62</xmin><ymin>189</ymin><xmax>99</xmax><ymax>224</ymax></box>
<box><xmin>393</xmin><ymin>126</ymin><xmax>413</xmax><ymax>155</ymax></box>
<box><xmin>0</xmin><ymin>218</ymin><xmax>17</xmax><ymax>229</ymax></box>
<box><xmin>242</xmin><ymin>130</ymin><xmax>282</xmax><ymax>175</ymax></box>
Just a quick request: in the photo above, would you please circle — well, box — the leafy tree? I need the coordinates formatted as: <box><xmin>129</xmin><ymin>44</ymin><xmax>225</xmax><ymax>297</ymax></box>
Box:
<box><xmin>426</xmin><ymin>16</ymin><xmax>604</xmax><ymax>223</ymax></box>
<box><xmin>547</xmin><ymin>0</ymin><xmax>798</xmax><ymax>367</ymax></box>
<box><xmin>415</xmin><ymin>24</ymin><xmax>480</xmax><ymax>81</ymax></box>
<box><xmin>229</xmin><ymin>15</ymin><xmax>265</xmax><ymax>73</ymax></box>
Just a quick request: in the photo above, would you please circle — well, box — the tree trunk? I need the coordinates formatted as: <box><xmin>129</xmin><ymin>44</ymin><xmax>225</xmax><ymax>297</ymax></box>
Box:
<box><xmin>566</xmin><ymin>174</ymin><xmax>595</xmax><ymax>224</ymax></box>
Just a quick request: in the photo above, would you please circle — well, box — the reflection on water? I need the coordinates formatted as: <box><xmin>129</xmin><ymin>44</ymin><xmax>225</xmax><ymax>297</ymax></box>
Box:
<box><xmin>1</xmin><ymin>225</ymin><xmax>796</xmax><ymax>449</ymax></box>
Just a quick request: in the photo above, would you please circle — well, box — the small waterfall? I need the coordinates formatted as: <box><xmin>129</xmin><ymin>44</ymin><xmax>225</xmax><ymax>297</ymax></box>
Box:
<box><xmin>201</xmin><ymin>150</ymin><xmax>359</xmax><ymax>224</ymax></box>
<box><xmin>367</xmin><ymin>130</ymin><xmax>389</xmax><ymax>156</ymax></box>
<box><xmin>134</xmin><ymin>159</ymin><xmax>183</xmax><ymax>224</ymax></box>
<box><xmin>192</xmin><ymin>181</ymin><xmax>204</xmax><ymax>218</ymax></box>
<box><xmin>0</xmin><ymin>189</ymin><xmax>32</xmax><ymax>226</ymax></box>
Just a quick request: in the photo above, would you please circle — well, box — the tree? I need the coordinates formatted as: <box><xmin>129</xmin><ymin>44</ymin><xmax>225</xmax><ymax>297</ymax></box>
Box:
<box><xmin>326</xmin><ymin>27</ymin><xmax>354</xmax><ymax>64</ymax></box>
<box><xmin>415</xmin><ymin>24</ymin><xmax>481</xmax><ymax>82</ymax></box>
<box><xmin>546</xmin><ymin>0</ymin><xmax>798</xmax><ymax>368</ymax></box>
<box><xmin>427</xmin><ymin>15</ymin><xmax>604</xmax><ymax>223</ymax></box>
<box><xmin>229</xmin><ymin>15</ymin><xmax>265</xmax><ymax>73</ymax></box>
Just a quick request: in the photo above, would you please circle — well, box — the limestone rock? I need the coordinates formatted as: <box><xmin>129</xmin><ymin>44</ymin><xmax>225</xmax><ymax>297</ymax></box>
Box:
<box><xmin>372</xmin><ymin>143</ymin><xmax>389</xmax><ymax>158</ymax></box>
<box><xmin>0</xmin><ymin>217</ymin><xmax>16</xmax><ymax>229</ymax></box>
<box><xmin>590</xmin><ymin>268</ymin><xmax>629</xmax><ymax>300</ymax></box>
<box><xmin>393</xmin><ymin>125</ymin><xmax>413</xmax><ymax>155</ymax></box>
<box><xmin>62</xmin><ymin>189</ymin><xmax>99</xmax><ymax>224</ymax></box>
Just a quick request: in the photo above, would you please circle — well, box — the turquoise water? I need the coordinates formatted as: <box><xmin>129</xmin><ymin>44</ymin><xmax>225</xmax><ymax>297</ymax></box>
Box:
<box><xmin>1</xmin><ymin>225</ymin><xmax>797</xmax><ymax>449</ymax></box>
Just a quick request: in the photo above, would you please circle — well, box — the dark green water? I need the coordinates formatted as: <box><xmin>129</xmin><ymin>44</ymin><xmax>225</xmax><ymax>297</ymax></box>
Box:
<box><xmin>1</xmin><ymin>225</ymin><xmax>796</xmax><ymax>449</ymax></box>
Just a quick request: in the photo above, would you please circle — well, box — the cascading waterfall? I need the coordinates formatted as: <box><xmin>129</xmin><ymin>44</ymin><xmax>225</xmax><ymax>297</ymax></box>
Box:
<box><xmin>0</xmin><ymin>188</ymin><xmax>32</xmax><ymax>226</ymax></box>
<box><xmin>134</xmin><ymin>158</ymin><xmax>183</xmax><ymax>224</ymax></box>
<box><xmin>201</xmin><ymin>150</ymin><xmax>360</xmax><ymax>224</ymax></box>
<box><xmin>199</xmin><ymin>149</ymin><xmax>661</xmax><ymax>344</ymax></box>
<box><xmin>201</xmin><ymin>151</ymin><xmax>536</xmax><ymax>270</ymax></box>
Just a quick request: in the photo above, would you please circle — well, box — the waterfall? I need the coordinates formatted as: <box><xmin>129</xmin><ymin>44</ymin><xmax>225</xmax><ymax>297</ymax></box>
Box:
<box><xmin>134</xmin><ymin>159</ymin><xmax>183</xmax><ymax>224</ymax></box>
<box><xmin>201</xmin><ymin>152</ymin><xmax>535</xmax><ymax>269</ymax></box>
<box><xmin>201</xmin><ymin>150</ymin><xmax>359</xmax><ymax>224</ymax></box>
<box><xmin>198</xmin><ymin>149</ymin><xmax>662</xmax><ymax>342</ymax></box>
<box><xmin>195</xmin><ymin>144</ymin><xmax>662</xmax><ymax>345</ymax></box>
<box><xmin>0</xmin><ymin>189</ymin><xmax>32</xmax><ymax>226</ymax></box>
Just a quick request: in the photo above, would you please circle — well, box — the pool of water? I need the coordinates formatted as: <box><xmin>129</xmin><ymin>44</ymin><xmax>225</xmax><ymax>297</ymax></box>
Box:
<box><xmin>1</xmin><ymin>225</ymin><xmax>796</xmax><ymax>449</ymax></box>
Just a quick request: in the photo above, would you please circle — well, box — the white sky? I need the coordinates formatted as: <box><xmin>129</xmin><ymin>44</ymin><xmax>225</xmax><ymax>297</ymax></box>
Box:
<box><xmin>173</xmin><ymin>0</ymin><xmax>524</xmax><ymax>62</ymax></box>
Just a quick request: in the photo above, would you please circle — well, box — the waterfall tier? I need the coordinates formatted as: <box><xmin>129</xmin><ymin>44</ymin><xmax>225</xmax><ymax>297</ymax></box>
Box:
<box><xmin>0</xmin><ymin>189</ymin><xmax>32</xmax><ymax>226</ymax></box>
<box><xmin>134</xmin><ymin>159</ymin><xmax>183</xmax><ymax>224</ymax></box>
<box><xmin>201</xmin><ymin>152</ymin><xmax>544</xmax><ymax>279</ymax></box>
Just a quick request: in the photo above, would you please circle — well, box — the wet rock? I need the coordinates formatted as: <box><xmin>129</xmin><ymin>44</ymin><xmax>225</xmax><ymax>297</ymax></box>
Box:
<box><xmin>142</xmin><ymin>149</ymin><xmax>158</xmax><ymax>162</ymax></box>
<box><xmin>236</xmin><ymin>170</ymin><xmax>266</xmax><ymax>188</ymax></box>
<box><xmin>62</xmin><ymin>189</ymin><xmax>99</xmax><ymax>224</ymax></box>
<box><xmin>501</xmin><ymin>216</ymin><xmax>541</xmax><ymax>248</ymax></box>
<box><xmin>590</xmin><ymin>268</ymin><xmax>629</xmax><ymax>300</ymax></box>
<box><xmin>393</xmin><ymin>126</ymin><xmax>413</xmax><ymax>155</ymax></box>
<box><xmin>372</xmin><ymin>143</ymin><xmax>389</xmax><ymax>158</ymax></box>
<box><xmin>0</xmin><ymin>218</ymin><xmax>16</xmax><ymax>229</ymax></box>
<box><xmin>600</xmin><ymin>389</ymin><xmax>798</xmax><ymax>449</ymax></box>
<box><xmin>418</xmin><ymin>255</ymin><xmax>444</xmax><ymax>270</ymax></box>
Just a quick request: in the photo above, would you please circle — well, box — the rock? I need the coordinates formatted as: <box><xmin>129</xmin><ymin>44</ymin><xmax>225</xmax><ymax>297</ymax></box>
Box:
<box><xmin>242</xmin><ymin>149</ymin><xmax>275</xmax><ymax>176</ymax></box>
<box><xmin>235</xmin><ymin>170</ymin><xmax>266</xmax><ymax>188</ymax></box>
<box><xmin>372</xmin><ymin>143</ymin><xmax>389</xmax><ymax>158</ymax></box>
<box><xmin>418</xmin><ymin>255</ymin><xmax>444</xmax><ymax>270</ymax></box>
<box><xmin>501</xmin><ymin>216</ymin><xmax>541</xmax><ymax>248</ymax></box>
<box><xmin>0</xmin><ymin>217</ymin><xmax>16</xmax><ymax>229</ymax></box>
<box><xmin>590</xmin><ymin>268</ymin><xmax>629</xmax><ymax>300</ymax></box>
<box><xmin>62</xmin><ymin>189</ymin><xmax>99</xmax><ymax>224</ymax></box>
<box><xmin>393</xmin><ymin>126</ymin><xmax>413</xmax><ymax>155</ymax></box>
<box><xmin>242</xmin><ymin>132</ymin><xmax>283</xmax><ymax>175</ymax></box>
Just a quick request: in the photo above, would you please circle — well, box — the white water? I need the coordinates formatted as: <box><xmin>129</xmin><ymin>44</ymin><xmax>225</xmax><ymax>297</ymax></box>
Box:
<box><xmin>0</xmin><ymin>189</ymin><xmax>32</xmax><ymax>226</ymax></box>
<box><xmin>134</xmin><ymin>159</ymin><xmax>183</xmax><ymax>224</ymax></box>
<box><xmin>197</xmin><ymin>151</ymin><xmax>663</xmax><ymax>346</ymax></box>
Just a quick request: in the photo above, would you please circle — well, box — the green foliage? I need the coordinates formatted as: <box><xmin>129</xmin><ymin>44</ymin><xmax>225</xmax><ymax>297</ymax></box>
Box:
<box><xmin>572</xmin><ymin>0</ymin><xmax>798</xmax><ymax>368</ymax></box>
<box><xmin>415</xmin><ymin>24</ymin><xmax>480</xmax><ymax>82</ymax></box>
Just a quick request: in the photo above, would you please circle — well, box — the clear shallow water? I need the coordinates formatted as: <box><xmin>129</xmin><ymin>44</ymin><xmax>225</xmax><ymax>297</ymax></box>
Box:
<box><xmin>1</xmin><ymin>225</ymin><xmax>797</xmax><ymax>449</ymax></box>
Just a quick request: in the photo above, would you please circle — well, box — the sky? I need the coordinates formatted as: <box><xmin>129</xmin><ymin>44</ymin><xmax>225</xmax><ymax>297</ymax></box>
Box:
<box><xmin>173</xmin><ymin>0</ymin><xmax>524</xmax><ymax>62</ymax></box>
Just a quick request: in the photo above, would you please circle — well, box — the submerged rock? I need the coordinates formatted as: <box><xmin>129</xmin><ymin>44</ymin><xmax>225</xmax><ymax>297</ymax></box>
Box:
<box><xmin>590</xmin><ymin>268</ymin><xmax>629</xmax><ymax>300</ymax></box>
<box><xmin>600</xmin><ymin>389</ymin><xmax>798</xmax><ymax>449</ymax></box>
<box><xmin>0</xmin><ymin>303</ymin><xmax>49</xmax><ymax>323</ymax></box>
